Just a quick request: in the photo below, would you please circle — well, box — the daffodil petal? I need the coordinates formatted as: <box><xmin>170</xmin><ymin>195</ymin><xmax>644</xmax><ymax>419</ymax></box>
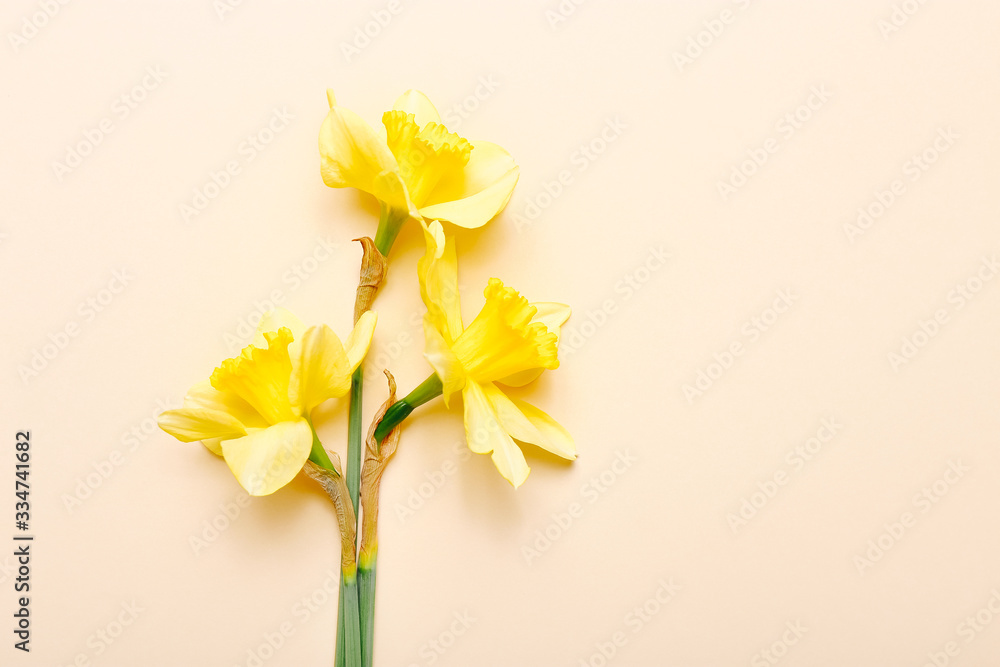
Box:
<box><xmin>221</xmin><ymin>419</ymin><xmax>313</xmax><ymax>496</ymax></box>
<box><xmin>292</xmin><ymin>324</ymin><xmax>352</xmax><ymax>413</ymax></box>
<box><xmin>373</xmin><ymin>169</ymin><xmax>419</xmax><ymax>219</ymax></box>
<box><xmin>418</xmin><ymin>221</ymin><xmax>464</xmax><ymax>342</ymax></box>
<box><xmin>419</xmin><ymin>168</ymin><xmax>519</xmax><ymax>229</ymax></box>
<box><xmin>253</xmin><ymin>308</ymin><xmax>307</xmax><ymax>348</ymax></box>
<box><xmin>531</xmin><ymin>302</ymin><xmax>572</xmax><ymax>339</ymax></box>
<box><xmin>510</xmin><ymin>398</ymin><xmax>575</xmax><ymax>459</ymax></box>
<box><xmin>392</xmin><ymin>89</ymin><xmax>442</xmax><ymax>128</ymax></box>
<box><xmin>182</xmin><ymin>380</ymin><xmax>269</xmax><ymax>429</ymax></box>
<box><xmin>423</xmin><ymin>316</ymin><xmax>466</xmax><ymax>405</ymax></box>
<box><xmin>420</xmin><ymin>141</ymin><xmax>520</xmax><ymax>228</ymax></box>
<box><xmin>158</xmin><ymin>408</ymin><xmax>247</xmax><ymax>443</ymax></box>
<box><xmin>462</xmin><ymin>381</ymin><xmax>529</xmax><ymax>487</ymax></box>
<box><xmin>482</xmin><ymin>385</ymin><xmax>575</xmax><ymax>460</ymax></box>
<box><xmin>201</xmin><ymin>437</ymin><xmax>225</xmax><ymax>456</ymax></box>
<box><xmin>345</xmin><ymin>310</ymin><xmax>378</xmax><ymax>373</ymax></box>
<box><xmin>319</xmin><ymin>102</ymin><xmax>401</xmax><ymax>196</ymax></box>
<box><xmin>495</xmin><ymin>367</ymin><xmax>544</xmax><ymax>389</ymax></box>
<box><xmin>496</xmin><ymin>302</ymin><xmax>571</xmax><ymax>387</ymax></box>
<box><xmin>423</xmin><ymin>141</ymin><xmax>517</xmax><ymax>204</ymax></box>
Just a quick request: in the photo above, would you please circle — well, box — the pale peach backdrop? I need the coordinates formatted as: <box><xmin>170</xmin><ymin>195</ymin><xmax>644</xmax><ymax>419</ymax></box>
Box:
<box><xmin>3</xmin><ymin>0</ymin><xmax>1000</xmax><ymax>665</ymax></box>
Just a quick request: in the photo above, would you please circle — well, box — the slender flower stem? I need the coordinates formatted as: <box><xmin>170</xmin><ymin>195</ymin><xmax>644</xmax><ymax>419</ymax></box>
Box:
<box><xmin>372</xmin><ymin>202</ymin><xmax>408</xmax><ymax>257</ymax></box>
<box><xmin>358</xmin><ymin>558</ymin><xmax>376</xmax><ymax>667</ymax></box>
<box><xmin>335</xmin><ymin>366</ymin><xmax>366</xmax><ymax>667</ymax></box>
<box><xmin>341</xmin><ymin>569</ymin><xmax>363</xmax><ymax>667</ymax></box>
<box><xmin>347</xmin><ymin>367</ymin><xmax>364</xmax><ymax>510</ymax></box>
<box><xmin>307</xmin><ymin>422</ymin><xmax>335</xmax><ymax>471</ymax></box>
<box><xmin>339</xmin><ymin>208</ymin><xmax>402</xmax><ymax>667</ymax></box>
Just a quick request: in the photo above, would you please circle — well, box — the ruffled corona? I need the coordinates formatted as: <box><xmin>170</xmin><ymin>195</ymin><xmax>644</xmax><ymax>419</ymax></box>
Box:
<box><xmin>452</xmin><ymin>279</ymin><xmax>559</xmax><ymax>385</ymax></box>
<box><xmin>210</xmin><ymin>328</ymin><xmax>296</xmax><ymax>425</ymax></box>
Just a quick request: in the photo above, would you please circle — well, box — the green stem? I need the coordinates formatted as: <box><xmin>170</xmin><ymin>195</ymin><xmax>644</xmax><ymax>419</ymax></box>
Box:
<box><xmin>307</xmin><ymin>420</ymin><xmax>334</xmax><ymax>471</ymax></box>
<box><xmin>358</xmin><ymin>560</ymin><xmax>377</xmax><ymax>667</ymax></box>
<box><xmin>373</xmin><ymin>373</ymin><xmax>443</xmax><ymax>443</ymax></box>
<box><xmin>341</xmin><ymin>570</ymin><xmax>363</xmax><ymax>667</ymax></box>
<box><xmin>306</xmin><ymin>422</ymin><xmax>349</xmax><ymax>666</ymax></box>
<box><xmin>373</xmin><ymin>202</ymin><xmax>408</xmax><ymax>256</ymax></box>
<box><xmin>340</xmin><ymin>204</ymin><xmax>404</xmax><ymax>667</ymax></box>
<box><xmin>336</xmin><ymin>367</ymin><xmax>364</xmax><ymax>667</ymax></box>
<box><xmin>347</xmin><ymin>367</ymin><xmax>363</xmax><ymax>511</ymax></box>
<box><xmin>336</xmin><ymin>583</ymin><xmax>345</xmax><ymax>667</ymax></box>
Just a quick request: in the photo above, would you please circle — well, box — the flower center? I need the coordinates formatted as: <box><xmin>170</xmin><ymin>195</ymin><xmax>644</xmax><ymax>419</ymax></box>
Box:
<box><xmin>452</xmin><ymin>279</ymin><xmax>559</xmax><ymax>383</ymax></box>
<box><xmin>210</xmin><ymin>328</ymin><xmax>297</xmax><ymax>425</ymax></box>
<box><xmin>382</xmin><ymin>110</ymin><xmax>472</xmax><ymax>206</ymax></box>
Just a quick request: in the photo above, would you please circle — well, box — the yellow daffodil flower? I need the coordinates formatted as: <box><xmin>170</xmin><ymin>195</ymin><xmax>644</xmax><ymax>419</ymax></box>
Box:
<box><xmin>158</xmin><ymin>308</ymin><xmax>377</xmax><ymax>496</ymax></box>
<box><xmin>399</xmin><ymin>221</ymin><xmax>574</xmax><ymax>487</ymax></box>
<box><xmin>318</xmin><ymin>89</ymin><xmax>520</xmax><ymax>250</ymax></box>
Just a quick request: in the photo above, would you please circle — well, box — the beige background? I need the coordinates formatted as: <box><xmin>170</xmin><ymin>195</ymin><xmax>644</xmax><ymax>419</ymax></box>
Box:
<box><xmin>3</xmin><ymin>0</ymin><xmax>1000</xmax><ymax>665</ymax></box>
